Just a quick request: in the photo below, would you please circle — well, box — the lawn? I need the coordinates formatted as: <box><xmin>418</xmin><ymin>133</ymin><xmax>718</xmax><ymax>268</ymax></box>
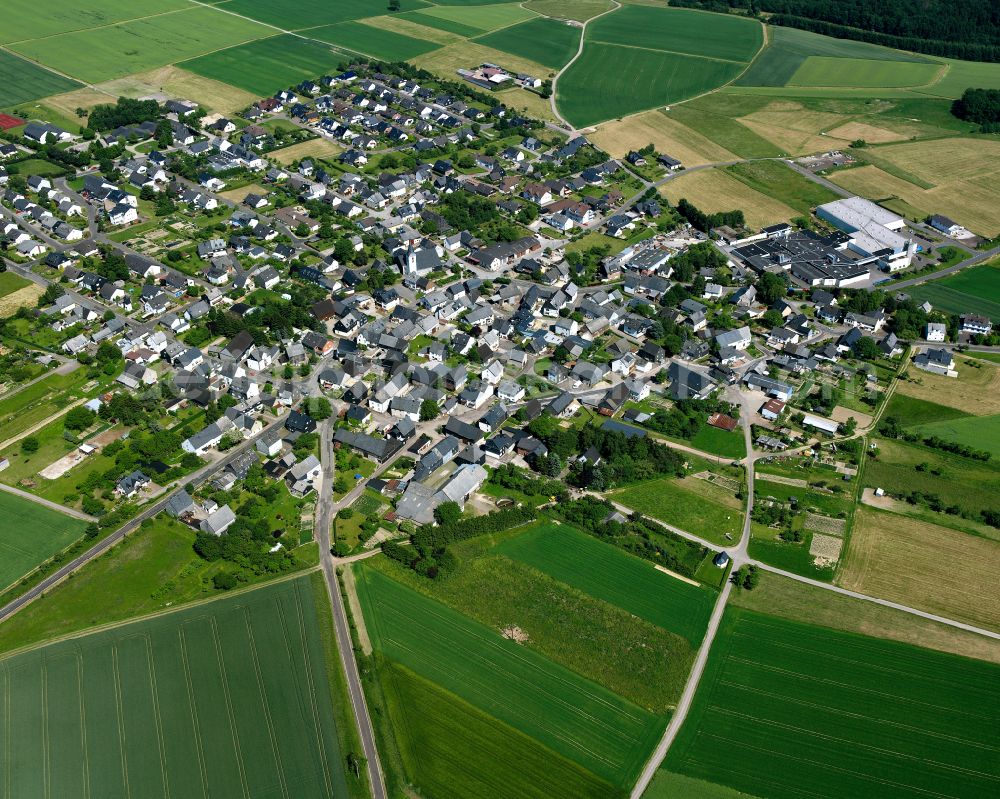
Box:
<box><xmin>0</xmin><ymin>49</ymin><xmax>80</xmax><ymax>107</ymax></box>
<box><xmin>494</xmin><ymin>523</ymin><xmax>715</xmax><ymax>644</ymax></box>
<box><xmin>687</xmin><ymin>424</ymin><xmax>747</xmax><ymax>459</ymax></box>
<box><xmin>0</xmin><ymin>515</ymin><xmax>315</xmax><ymax>654</ymax></box>
<box><xmin>558</xmin><ymin>43</ymin><xmax>745</xmax><ymax>128</ymax></box>
<box><xmin>355</xmin><ymin>564</ymin><xmax>665</xmax><ymax>786</ymax></box>
<box><xmin>839</xmin><ymin>506</ymin><xmax>1000</xmax><ymax>632</ymax></box>
<box><xmin>475</xmin><ymin>17</ymin><xmax>580</xmax><ymax>70</ymax></box>
<box><xmin>224</xmin><ymin>0</ymin><xmax>430</xmax><ymax>29</ymax></box>
<box><xmin>724</xmin><ymin>160</ymin><xmax>840</xmax><ymax>215</ymax></box>
<box><xmin>613</xmin><ymin>475</ymin><xmax>744</xmax><ymax>546</ymax></box>
<box><xmin>663</xmin><ymin>607</ymin><xmax>1000</xmax><ymax>799</ymax></box>
<box><xmin>0</xmin><ymin>272</ymin><xmax>30</xmax><ymax>299</ymax></box>
<box><xmin>4</xmin><ymin>158</ymin><xmax>68</xmax><ymax>177</ymax></box>
<box><xmin>180</xmin><ymin>35</ymin><xmax>345</xmax><ymax>96</ymax></box>
<box><xmin>371</xmin><ymin>660</ymin><xmax>613</xmax><ymax>799</ymax></box>
<box><xmin>0</xmin><ymin>368</ymin><xmax>90</xmax><ymax>445</ymax></box>
<box><xmin>907</xmin><ymin>261</ymin><xmax>1000</xmax><ymax>321</ymax></box>
<box><xmin>0</xmin><ymin>492</ymin><xmax>87</xmax><ymax>593</ymax></box>
<box><xmin>308</xmin><ymin>21</ymin><xmax>441</xmax><ymax>61</ymax></box>
<box><xmin>0</xmin><ymin>576</ymin><xmax>350</xmax><ymax>799</ymax></box>
<box><xmin>10</xmin><ymin>7</ymin><xmax>273</xmax><ymax>84</ymax></box>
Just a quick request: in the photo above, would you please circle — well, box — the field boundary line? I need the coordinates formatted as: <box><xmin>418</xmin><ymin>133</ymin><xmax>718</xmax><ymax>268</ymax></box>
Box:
<box><xmin>142</xmin><ymin>634</ymin><xmax>172</xmax><ymax>799</ymax></box>
<box><xmin>209</xmin><ymin>616</ymin><xmax>251</xmax><ymax>799</ymax></box>
<box><xmin>241</xmin><ymin>607</ymin><xmax>290</xmax><ymax>799</ymax></box>
<box><xmin>110</xmin><ymin>644</ymin><xmax>131</xmax><ymax>799</ymax></box>
<box><xmin>75</xmin><ymin>651</ymin><xmax>91</xmax><ymax>799</ymax></box>
<box><xmin>0</xmin><ymin>567</ymin><xmax>318</xmax><ymax>664</ymax></box>
<box><xmin>3</xmin><ymin>6</ymin><xmax>196</xmax><ymax>47</ymax></box>
<box><xmin>177</xmin><ymin>627</ymin><xmax>210</xmax><ymax>799</ymax></box>
<box><xmin>587</xmin><ymin>40</ymin><xmax>747</xmax><ymax>65</ymax></box>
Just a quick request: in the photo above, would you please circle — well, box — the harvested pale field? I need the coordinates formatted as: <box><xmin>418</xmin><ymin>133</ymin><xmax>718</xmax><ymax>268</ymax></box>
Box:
<box><xmin>96</xmin><ymin>65</ymin><xmax>258</xmax><ymax>115</ymax></box>
<box><xmin>412</xmin><ymin>42</ymin><xmax>554</xmax><ymax>84</ymax></box>
<box><xmin>808</xmin><ymin>532</ymin><xmax>843</xmax><ymax>565</ymax></box>
<box><xmin>589</xmin><ymin>110</ymin><xmax>737</xmax><ymax>165</ymax></box>
<box><xmin>219</xmin><ymin>183</ymin><xmax>268</xmax><ymax>203</ymax></box>
<box><xmin>364</xmin><ymin>14</ymin><xmax>462</xmax><ymax>45</ymax></box>
<box><xmin>830</xmin><ymin>405</ymin><xmax>872</xmax><ymax>428</ymax></box>
<box><xmin>831</xmin><ymin>164</ymin><xmax>1000</xmax><ymax>236</ymax></box>
<box><xmin>270</xmin><ymin>137</ymin><xmax>343</xmax><ymax>165</ymax></box>
<box><xmin>873</xmin><ymin>137</ymin><xmax>1000</xmax><ymax>186</ymax></box>
<box><xmin>660</xmin><ymin>168</ymin><xmax>798</xmax><ymax>230</ymax></box>
<box><xmin>823</xmin><ymin>120</ymin><xmax>909</xmax><ymax>143</ymax></box>
<box><xmin>839</xmin><ymin>506</ymin><xmax>1000</xmax><ymax>632</ymax></box>
<box><xmin>0</xmin><ymin>284</ymin><xmax>43</xmax><ymax>317</ymax></box>
<box><xmin>897</xmin><ymin>357</ymin><xmax>1000</xmax><ymax>415</ymax></box>
<box><xmin>42</xmin><ymin>87</ymin><xmax>114</xmax><ymax>119</ymax></box>
<box><xmin>736</xmin><ymin>101</ymin><xmax>852</xmax><ymax>154</ymax></box>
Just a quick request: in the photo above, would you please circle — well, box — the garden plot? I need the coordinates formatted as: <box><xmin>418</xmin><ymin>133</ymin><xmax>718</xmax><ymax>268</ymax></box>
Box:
<box><xmin>755</xmin><ymin>472</ymin><xmax>807</xmax><ymax>488</ymax></box>
<box><xmin>808</xmin><ymin>532</ymin><xmax>843</xmax><ymax>566</ymax></box>
<box><xmin>803</xmin><ymin>512</ymin><xmax>846</xmax><ymax>536</ymax></box>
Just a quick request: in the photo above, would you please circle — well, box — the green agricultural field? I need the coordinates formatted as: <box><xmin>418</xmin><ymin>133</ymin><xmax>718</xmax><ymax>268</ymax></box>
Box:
<box><xmin>724</xmin><ymin>160</ymin><xmax>840</xmax><ymax>214</ymax></box>
<box><xmin>909</xmin><ymin>414</ymin><xmax>1000</xmax><ymax>459</ymax></box>
<box><xmin>613</xmin><ymin>476</ymin><xmax>744</xmax><ymax>545</ymax></box>
<box><xmin>371</xmin><ymin>661</ymin><xmax>612</xmax><ymax>799</ymax></box>
<box><xmin>417</xmin><ymin>1</ymin><xmax>535</xmax><ymax>34</ymax></box>
<box><xmin>735</xmin><ymin>25</ymin><xmax>934</xmax><ymax>88</ymax></box>
<box><xmin>308</xmin><ymin>21</ymin><xmax>441</xmax><ymax>60</ymax></box>
<box><xmin>880</xmin><ymin>392</ymin><xmax>972</xmax><ymax>428</ymax></box>
<box><xmin>789</xmin><ymin>56</ymin><xmax>941</xmax><ymax>88</ymax></box>
<box><xmin>0</xmin><ymin>492</ymin><xmax>87</xmax><ymax>592</ymax></box>
<box><xmin>559</xmin><ymin>44</ymin><xmax>743</xmax><ymax>128</ymax></box>
<box><xmin>588</xmin><ymin>6</ymin><xmax>762</xmax><ymax>62</ymax></box>
<box><xmin>907</xmin><ymin>261</ymin><xmax>1000</xmax><ymax>320</ymax></box>
<box><xmin>0</xmin><ymin>50</ymin><xmax>80</xmax><ymax>108</ymax></box>
<box><xmin>181</xmin><ymin>35</ymin><xmax>346</xmax><ymax>96</ymax></box>
<box><xmin>687</xmin><ymin>424</ymin><xmax>747</xmax><ymax>459</ymax></box>
<box><xmin>664</xmin><ymin>104</ymin><xmax>784</xmax><ymax>158</ymax></box>
<box><xmin>355</xmin><ymin>565</ymin><xmax>664</xmax><ymax>787</ymax></box>
<box><xmin>0</xmin><ymin>577</ymin><xmax>350</xmax><ymax>799</ymax></box>
<box><xmin>920</xmin><ymin>57</ymin><xmax>1000</xmax><ymax>99</ymax></box>
<box><xmin>10</xmin><ymin>7</ymin><xmax>272</xmax><ymax>83</ymax></box>
<box><xmin>494</xmin><ymin>523</ymin><xmax>715</xmax><ymax>644</ymax></box>
<box><xmin>0</xmin><ymin>0</ymin><xmax>190</xmax><ymax>44</ymax></box>
<box><xmin>400</xmin><ymin>10</ymin><xmax>485</xmax><ymax>38</ymax></box>
<box><xmin>224</xmin><ymin>0</ymin><xmax>430</xmax><ymax>29</ymax></box>
<box><xmin>524</xmin><ymin>0</ymin><xmax>612</xmax><ymax>23</ymax></box>
<box><xmin>665</xmin><ymin>608</ymin><xmax>1000</xmax><ymax>798</ymax></box>
<box><xmin>0</xmin><ymin>272</ymin><xmax>30</xmax><ymax>298</ymax></box>
<box><xmin>475</xmin><ymin>17</ymin><xmax>580</xmax><ymax>70</ymax></box>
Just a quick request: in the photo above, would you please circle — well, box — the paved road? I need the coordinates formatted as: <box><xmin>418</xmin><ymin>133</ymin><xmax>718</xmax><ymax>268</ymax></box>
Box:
<box><xmin>0</xmin><ymin>481</ymin><xmax>97</xmax><ymax>522</ymax></box>
<box><xmin>315</xmin><ymin>420</ymin><xmax>387</xmax><ymax>799</ymax></box>
<box><xmin>0</xmin><ymin>412</ymin><xmax>288</xmax><ymax>624</ymax></box>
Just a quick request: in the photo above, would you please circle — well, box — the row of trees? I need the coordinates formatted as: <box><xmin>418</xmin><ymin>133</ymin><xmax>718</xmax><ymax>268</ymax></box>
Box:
<box><xmin>676</xmin><ymin>198</ymin><xmax>745</xmax><ymax>233</ymax></box>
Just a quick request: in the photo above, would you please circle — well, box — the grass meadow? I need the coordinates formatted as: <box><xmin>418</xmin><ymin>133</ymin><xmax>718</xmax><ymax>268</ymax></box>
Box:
<box><xmin>788</xmin><ymin>56</ymin><xmax>941</xmax><ymax>88</ymax></box>
<box><xmin>493</xmin><ymin>523</ymin><xmax>715</xmax><ymax>644</ymax></box>
<box><xmin>0</xmin><ymin>368</ymin><xmax>89</xmax><ymax>445</ymax></box>
<box><xmin>355</xmin><ymin>564</ymin><xmax>665</xmax><ymax>787</ymax></box>
<box><xmin>664</xmin><ymin>608</ymin><xmax>1000</xmax><ymax>798</ymax></box>
<box><xmin>0</xmin><ymin>273</ymin><xmax>30</xmax><ymax>298</ymax></box>
<box><xmin>180</xmin><ymin>35</ymin><xmax>346</xmax><ymax>96</ymax></box>
<box><xmin>475</xmin><ymin>17</ymin><xmax>580</xmax><ymax>70</ymax></box>
<box><xmin>224</xmin><ymin>0</ymin><xmax>431</xmax><ymax>30</ymax></box>
<box><xmin>613</xmin><ymin>474</ymin><xmax>744</xmax><ymax>546</ymax></box>
<box><xmin>724</xmin><ymin>160</ymin><xmax>840</xmax><ymax>214</ymax></box>
<box><xmin>10</xmin><ymin>7</ymin><xmax>273</xmax><ymax>83</ymax></box>
<box><xmin>0</xmin><ymin>576</ymin><xmax>349</xmax><ymax>799</ymax></box>
<box><xmin>0</xmin><ymin>0</ymin><xmax>190</xmax><ymax>44</ymax></box>
<box><xmin>0</xmin><ymin>50</ymin><xmax>80</xmax><ymax>108</ymax></box>
<box><xmin>0</xmin><ymin>492</ymin><xmax>87</xmax><ymax>592</ymax></box>
<box><xmin>895</xmin><ymin>356</ymin><xmax>1000</xmax><ymax>415</ymax></box>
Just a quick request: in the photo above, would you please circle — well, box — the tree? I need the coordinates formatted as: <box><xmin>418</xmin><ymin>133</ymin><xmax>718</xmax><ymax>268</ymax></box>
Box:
<box><xmin>21</xmin><ymin>437</ymin><xmax>39</xmax><ymax>454</ymax></box>
<box><xmin>213</xmin><ymin>572</ymin><xmax>238</xmax><ymax>590</ymax></box>
<box><xmin>64</xmin><ymin>405</ymin><xmax>96</xmax><ymax>431</ymax></box>
<box><xmin>155</xmin><ymin>118</ymin><xmax>173</xmax><ymax>149</ymax></box>
<box><xmin>756</xmin><ymin>272</ymin><xmax>787</xmax><ymax>305</ymax></box>
<box><xmin>761</xmin><ymin>309</ymin><xmax>784</xmax><ymax>329</ymax></box>
<box><xmin>852</xmin><ymin>336</ymin><xmax>880</xmax><ymax>361</ymax></box>
<box><xmin>433</xmin><ymin>501</ymin><xmax>462</xmax><ymax>526</ymax></box>
<box><xmin>306</xmin><ymin>396</ymin><xmax>332</xmax><ymax>420</ymax></box>
<box><xmin>419</xmin><ymin>398</ymin><xmax>439</xmax><ymax>422</ymax></box>
<box><xmin>732</xmin><ymin>564</ymin><xmax>759</xmax><ymax>590</ymax></box>
<box><xmin>388</xmin><ymin>0</ymin><xmax>401</xmax><ymax>10</ymax></box>
<box><xmin>842</xmin><ymin>416</ymin><xmax>858</xmax><ymax>435</ymax></box>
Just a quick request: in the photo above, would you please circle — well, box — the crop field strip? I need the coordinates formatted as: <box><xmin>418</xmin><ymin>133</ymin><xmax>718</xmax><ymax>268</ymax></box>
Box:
<box><xmin>493</xmin><ymin>523</ymin><xmax>714</xmax><ymax>644</ymax></box>
<box><xmin>474</xmin><ymin>17</ymin><xmax>581</xmax><ymax>70</ymax></box>
<box><xmin>0</xmin><ymin>49</ymin><xmax>81</xmax><ymax>108</ymax></box>
<box><xmin>306</xmin><ymin>21</ymin><xmax>442</xmax><ymax>61</ymax></box>
<box><xmin>665</xmin><ymin>608</ymin><xmax>1000</xmax><ymax>799</ymax></box>
<box><xmin>0</xmin><ymin>577</ymin><xmax>348</xmax><ymax>799</ymax></box>
<box><xmin>355</xmin><ymin>565</ymin><xmax>663</xmax><ymax>786</ymax></box>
